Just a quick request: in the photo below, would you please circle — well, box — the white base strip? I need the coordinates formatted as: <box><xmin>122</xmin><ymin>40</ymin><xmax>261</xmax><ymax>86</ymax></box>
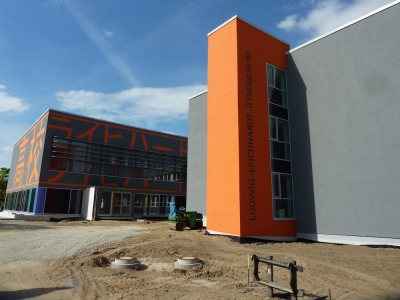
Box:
<box><xmin>298</xmin><ymin>232</ymin><xmax>400</xmax><ymax>246</ymax></box>
<box><xmin>206</xmin><ymin>229</ymin><xmax>296</xmax><ymax>241</ymax></box>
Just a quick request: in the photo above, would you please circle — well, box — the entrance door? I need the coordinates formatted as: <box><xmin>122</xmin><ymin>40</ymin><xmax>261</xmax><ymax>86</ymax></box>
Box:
<box><xmin>121</xmin><ymin>194</ymin><xmax>130</xmax><ymax>215</ymax></box>
<box><xmin>112</xmin><ymin>193</ymin><xmax>122</xmax><ymax>215</ymax></box>
<box><xmin>99</xmin><ymin>191</ymin><xmax>112</xmax><ymax>215</ymax></box>
<box><xmin>149</xmin><ymin>195</ymin><xmax>159</xmax><ymax>215</ymax></box>
<box><xmin>133</xmin><ymin>194</ymin><xmax>145</xmax><ymax>215</ymax></box>
<box><xmin>99</xmin><ymin>191</ymin><xmax>131</xmax><ymax>217</ymax></box>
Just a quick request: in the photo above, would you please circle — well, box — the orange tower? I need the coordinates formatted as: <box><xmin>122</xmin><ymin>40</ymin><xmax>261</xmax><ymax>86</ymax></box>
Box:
<box><xmin>206</xmin><ymin>16</ymin><xmax>296</xmax><ymax>241</ymax></box>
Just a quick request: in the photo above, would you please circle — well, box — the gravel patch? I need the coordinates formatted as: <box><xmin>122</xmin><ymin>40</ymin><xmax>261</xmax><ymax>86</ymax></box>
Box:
<box><xmin>0</xmin><ymin>220</ymin><xmax>149</xmax><ymax>265</ymax></box>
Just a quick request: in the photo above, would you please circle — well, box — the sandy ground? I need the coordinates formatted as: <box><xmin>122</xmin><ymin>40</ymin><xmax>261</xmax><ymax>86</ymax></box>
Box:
<box><xmin>0</xmin><ymin>220</ymin><xmax>399</xmax><ymax>300</ymax></box>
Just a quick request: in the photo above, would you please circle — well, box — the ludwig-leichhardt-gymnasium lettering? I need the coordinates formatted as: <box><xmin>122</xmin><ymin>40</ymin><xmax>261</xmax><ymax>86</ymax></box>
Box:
<box><xmin>246</xmin><ymin>51</ymin><xmax>256</xmax><ymax>221</ymax></box>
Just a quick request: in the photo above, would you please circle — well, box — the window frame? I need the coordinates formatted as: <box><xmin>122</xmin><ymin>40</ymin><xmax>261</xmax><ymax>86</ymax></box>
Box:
<box><xmin>268</xmin><ymin>64</ymin><xmax>295</xmax><ymax>220</ymax></box>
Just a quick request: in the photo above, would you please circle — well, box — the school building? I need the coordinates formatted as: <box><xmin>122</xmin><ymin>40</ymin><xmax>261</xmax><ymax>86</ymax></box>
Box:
<box><xmin>4</xmin><ymin>109</ymin><xmax>187</xmax><ymax>220</ymax></box>
<box><xmin>187</xmin><ymin>1</ymin><xmax>400</xmax><ymax>246</ymax></box>
<box><xmin>5</xmin><ymin>1</ymin><xmax>400</xmax><ymax>246</ymax></box>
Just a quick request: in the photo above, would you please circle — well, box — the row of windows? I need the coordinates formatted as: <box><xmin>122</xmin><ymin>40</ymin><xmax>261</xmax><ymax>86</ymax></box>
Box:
<box><xmin>51</xmin><ymin>137</ymin><xmax>186</xmax><ymax>169</ymax></box>
<box><xmin>98</xmin><ymin>191</ymin><xmax>185</xmax><ymax>217</ymax></box>
<box><xmin>5</xmin><ymin>189</ymin><xmax>36</xmax><ymax>212</ymax></box>
<box><xmin>50</xmin><ymin>158</ymin><xmax>187</xmax><ymax>181</ymax></box>
<box><xmin>268</xmin><ymin>64</ymin><xmax>294</xmax><ymax>219</ymax></box>
<box><xmin>50</xmin><ymin>137</ymin><xmax>187</xmax><ymax>182</ymax></box>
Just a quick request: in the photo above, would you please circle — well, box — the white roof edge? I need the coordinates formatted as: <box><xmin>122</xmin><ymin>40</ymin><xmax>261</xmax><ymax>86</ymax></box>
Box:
<box><xmin>288</xmin><ymin>0</ymin><xmax>400</xmax><ymax>54</ymax></box>
<box><xmin>207</xmin><ymin>15</ymin><xmax>237</xmax><ymax>36</ymax></box>
<box><xmin>188</xmin><ymin>89</ymin><xmax>208</xmax><ymax>100</ymax></box>
<box><xmin>207</xmin><ymin>15</ymin><xmax>290</xmax><ymax>46</ymax></box>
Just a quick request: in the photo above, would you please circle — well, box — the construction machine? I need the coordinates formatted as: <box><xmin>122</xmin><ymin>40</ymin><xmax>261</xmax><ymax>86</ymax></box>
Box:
<box><xmin>168</xmin><ymin>202</ymin><xmax>203</xmax><ymax>231</ymax></box>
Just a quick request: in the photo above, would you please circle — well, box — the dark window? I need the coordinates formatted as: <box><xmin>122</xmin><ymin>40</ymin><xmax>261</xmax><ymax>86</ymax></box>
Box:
<box><xmin>111</xmin><ymin>166</ymin><xmax>120</xmax><ymax>176</ymax></box>
<box><xmin>274</xmin><ymin>68</ymin><xmax>287</xmax><ymax>91</ymax></box>
<box><xmin>271</xmin><ymin>159</ymin><xmax>291</xmax><ymax>174</ymax></box>
<box><xmin>29</xmin><ymin>188</ymin><xmax>36</xmax><ymax>212</ymax></box>
<box><xmin>269</xmin><ymin>104</ymin><xmax>288</xmax><ymax>120</ymax></box>
<box><xmin>49</xmin><ymin>137</ymin><xmax>187</xmax><ymax>182</ymax></box>
<box><xmin>272</xmin><ymin>174</ymin><xmax>280</xmax><ymax>197</ymax></box>
<box><xmin>274</xmin><ymin>199</ymin><xmax>294</xmax><ymax>218</ymax></box>
<box><xmin>270</xmin><ymin>118</ymin><xmax>277</xmax><ymax>140</ymax></box>
<box><xmin>85</xmin><ymin>163</ymin><xmax>94</xmax><ymax>173</ymax></box>
<box><xmin>271</xmin><ymin>141</ymin><xmax>291</xmax><ymax>160</ymax></box>
<box><xmin>268</xmin><ymin>87</ymin><xmax>287</xmax><ymax>107</ymax></box>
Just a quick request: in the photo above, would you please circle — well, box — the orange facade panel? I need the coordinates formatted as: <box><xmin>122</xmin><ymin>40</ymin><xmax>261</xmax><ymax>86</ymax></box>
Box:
<box><xmin>207</xmin><ymin>17</ymin><xmax>296</xmax><ymax>239</ymax></box>
<box><xmin>207</xmin><ymin>19</ymin><xmax>241</xmax><ymax>235</ymax></box>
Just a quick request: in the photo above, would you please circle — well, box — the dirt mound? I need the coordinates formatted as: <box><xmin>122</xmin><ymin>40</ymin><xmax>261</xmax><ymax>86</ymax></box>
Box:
<box><xmin>84</xmin><ymin>256</ymin><xmax>110</xmax><ymax>267</ymax></box>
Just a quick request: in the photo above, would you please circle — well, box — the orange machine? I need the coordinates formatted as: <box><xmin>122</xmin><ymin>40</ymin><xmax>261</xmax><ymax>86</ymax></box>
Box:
<box><xmin>206</xmin><ymin>17</ymin><xmax>296</xmax><ymax>241</ymax></box>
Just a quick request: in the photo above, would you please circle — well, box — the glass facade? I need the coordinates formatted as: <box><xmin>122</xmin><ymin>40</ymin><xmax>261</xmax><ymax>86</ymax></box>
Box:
<box><xmin>98</xmin><ymin>191</ymin><xmax>131</xmax><ymax>216</ymax></box>
<box><xmin>44</xmin><ymin>189</ymin><xmax>82</xmax><ymax>214</ymax></box>
<box><xmin>5</xmin><ymin>188</ymin><xmax>36</xmax><ymax>212</ymax></box>
<box><xmin>5</xmin><ymin>136</ymin><xmax>186</xmax><ymax>216</ymax></box>
<box><xmin>49</xmin><ymin>137</ymin><xmax>187</xmax><ymax>182</ymax></box>
<box><xmin>267</xmin><ymin>64</ymin><xmax>294</xmax><ymax>219</ymax></box>
<box><xmin>131</xmin><ymin>193</ymin><xmax>185</xmax><ymax>216</ymax></box>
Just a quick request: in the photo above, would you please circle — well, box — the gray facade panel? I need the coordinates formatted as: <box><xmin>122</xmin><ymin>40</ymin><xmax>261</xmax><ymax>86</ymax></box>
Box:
<box><xmin>7</xmin><ymin>113</ymin><xmax>48</xmax><ymax>193</ymax></box>
<box><xmin>186</xmin><ymin>92</ymin><xmax>207</xmax><ymax>216</ymax></box>
<box><xmin>287</xmin><ymin>4</ymin><xmax>400</xmax><ymax>239</ymax></box>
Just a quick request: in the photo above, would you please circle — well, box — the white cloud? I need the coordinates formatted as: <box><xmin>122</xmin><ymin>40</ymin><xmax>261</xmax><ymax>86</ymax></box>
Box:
<box><xmin>0</xmin><ymin>122</ymin><xmax>29</xmax><ymax>168</ymax></box>
<box><xmin>55</xmin><ymin>84</ymin><xmax>207</xmax><ymax>128</ymax></box>
<box><xmin>104</xmin><ymin>31</ymin><xmax>114</xmax><ymax>37</ymax></box>
<box><xmin>277</xmin><ymin>14</ymin><xmax>299</xmax><ymax>30</ymax></box>
<box><xmin>0</xmin><ymin>85</ymin><xmax>29</xmax><ymax>113</ymax></box>
<box><xmin>278</xmin><ymin>0</ymin><xmax>395</xmax><ymax>38</ymax></box>
<box><xmin>63</xmin><ymin>0</ymin><xmax>138</xmax><ymax>86</ymax></box>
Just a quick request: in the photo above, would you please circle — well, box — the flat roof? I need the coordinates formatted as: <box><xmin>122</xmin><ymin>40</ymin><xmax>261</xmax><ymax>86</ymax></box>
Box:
<box><xmin>207</xmin><ymin>15</ymin><xmax>290</xmax><ymax>46</ymax></box>
<box><xmin>289</xmin><ymin>0</ymin><xmax>400</xmax><ymax>53</ymax></box>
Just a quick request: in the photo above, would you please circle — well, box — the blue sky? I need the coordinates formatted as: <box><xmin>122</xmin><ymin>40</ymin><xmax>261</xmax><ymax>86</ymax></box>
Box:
<box><xmin>0</xmin><ymin>0</ymin><xmax>395</xmax><ymax>167</ymax></box>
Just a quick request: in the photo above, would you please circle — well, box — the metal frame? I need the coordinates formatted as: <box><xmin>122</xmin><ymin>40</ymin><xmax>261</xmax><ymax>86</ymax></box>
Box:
<box><xmin>98</xmin><ymin>190</ymin><xmax>132</xmax><ymax>217</ymax></box>
<box><xmin>270</xmin><ymin>116</ymin><xmax>291</xmax><ymax>143</ymax></box>
<box><xmin>50</xmin><ymin>136</ymin><xmax>187</xmax><ymax>182</ymax></box>
<box><xmin>267</xmin><ymin>63</ymin><xmax>295</xmax><ymax>221</ymax></box>
<box><xmin>251</xmin><ymin>255</ymin><xmax>305</xmax><ymax>300</ymax></box>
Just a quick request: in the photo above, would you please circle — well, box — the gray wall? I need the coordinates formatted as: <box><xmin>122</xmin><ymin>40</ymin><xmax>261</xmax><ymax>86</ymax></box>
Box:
<box><xmin>7</xmin><ymin>112</ymin><xmax>49</xmax><ymax>193</ymax></box>
<box><xmin>186</xmin><ymin>92</ymin><xmax>207</xmax><ymax>219</ymax></box>
<box><xmin>287</xmin><ymin>3</ymin><xmax>400</xmax><ymax>239</ymax></box>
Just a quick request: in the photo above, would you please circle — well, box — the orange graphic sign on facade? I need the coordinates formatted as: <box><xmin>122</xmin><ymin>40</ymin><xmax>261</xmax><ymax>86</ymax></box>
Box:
<box><xmin>10</xmin><ymin>113</ymin><xmax>48</xmax><ymax>191</ymax></box>
<box><xmin>41</xmin><ymin>111</ymin><xmax>187</xmax><ymax>192</ymax></box>
<box><xmin>7</xmin><ymin>110</ymin><xmax>187</xmax><ymax>196</ymax></box>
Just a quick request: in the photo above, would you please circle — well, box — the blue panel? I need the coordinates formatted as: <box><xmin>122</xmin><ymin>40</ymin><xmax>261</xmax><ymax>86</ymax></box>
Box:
<box><xmin>33</xmin><ymin>188</ymin><xmax>46</xmax><ymax>213</ymax></box>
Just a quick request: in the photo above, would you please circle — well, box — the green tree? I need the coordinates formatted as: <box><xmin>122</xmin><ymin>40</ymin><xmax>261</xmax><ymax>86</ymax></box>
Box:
<box><xmin>0</xmin><ymin>167</ymin><xmax>10</xmax><ymax>201</ymax></box>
